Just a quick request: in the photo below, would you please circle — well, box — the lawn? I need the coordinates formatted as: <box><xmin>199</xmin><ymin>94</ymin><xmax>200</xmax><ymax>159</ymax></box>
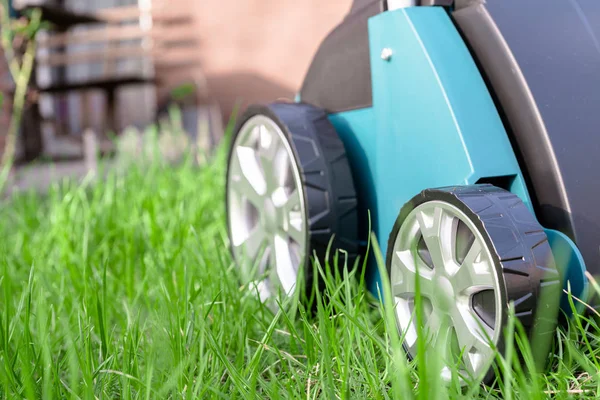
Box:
<box><xmin>0</xmin><ymin>137</ymin><xmax>599</xmax><ymax>399</ymax></box>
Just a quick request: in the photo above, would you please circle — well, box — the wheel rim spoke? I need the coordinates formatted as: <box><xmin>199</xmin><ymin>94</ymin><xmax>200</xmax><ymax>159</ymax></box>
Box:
<box><xmin>233</xmin><ymin>224</ymin><xmax>267</xmax><ymax>259</ymax></box>
<box><xmin>273</xmin><ymin>234</ymin><xmax>297</xmax><ymax>294</ymax></box>
<box><xmin>282</xmin><ymin>189</ymin><xmax>301</xmax><ymax>214</ymax></box>
<box><xmin>258</xmin><ymin>125</ymin><xmax>288</xmax><ymax>193</ymax></box>
<box><xmin>275</xmin><ymin>150</ymin><xmax>292</xmax><ymax>188</ymax></box>
<box><xmin>437</xmin><ymin>316</ymin><xmax>454</xmax><ymax>347</ymax></box>
<box><xmin>267</xmin><ymin>247</ymin><xmax>281</xmax><ymax>294</ymax></box>
<box><xmin>259</xmin><ymin>124</ymin><xmax>279</xmax><ymax>161</ymax></box>
<box><xmin>424</xmin><ymin>309</ymin><xmax>443</xmax><ymax>342</ymax></box>
<box><xmin>416</xmin><ymin>207</ymin><xmax>455</xmax><ymax>273</ymax></box>
<box><xmin>401</xmin><ymin>312</ymin><xmax>419</xmax><ymax>356</ymax></box>
<box><xmin>240</xmin><ymin>123</ymin><xmax>260</xmax><ymax>144</ymax></box>
<box><xmin>392</xmin><ymin>250</ymin><xmax>434</xmax><ymax>298</ymax></box>
<box><xmin>249</xmin><ymin>279</ymin><xmax>271</xmax><ymax>303</ymax></box>
<box><xmin>452</xmin><ymin>307</ymin><xmax>479</xmax><ymax>351</ymax></box>
<box><xmin>451</xmin><ymin>240</ymin><xmax>495</xmax><ymax>295</ymax></box>
<box><xmin>467</xmin><ymin>337</ymin><xmax>495</xmax><ymax>375</ymax></box>
<box><xmin>432</xmin><ymin>315</ymin><xmax>455</xmax><ymax>362</ymax></box>
<box><xmin>283</xmin><ymin>190</ymin><xmax>304</xmax><ymax>245</ymax></box>
<box><xmin>230</xmin><ymin>146</ymin><xmax>266</xmax><ymax>208</ymax></box>
<box><xmin>288</xmin><ymin>225</ymin><xmax>304</xmax><ymax>246</ymax></box>
<box><xmin>451</xmin><ymin>306</ymin><xmax>494</xmax><ymax>374</ymax></box>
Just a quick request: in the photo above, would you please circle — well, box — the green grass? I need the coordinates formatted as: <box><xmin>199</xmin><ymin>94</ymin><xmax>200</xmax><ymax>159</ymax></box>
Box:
<box><xmin>1</xmin><ymin>139</ymin><xmax>600</xmax><ymax>399</ymax></box>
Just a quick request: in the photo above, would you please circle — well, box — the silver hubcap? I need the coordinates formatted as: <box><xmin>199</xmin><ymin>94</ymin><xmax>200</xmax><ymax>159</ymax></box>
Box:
<box><xmin>390</xmin><ymin>200</ymin><xmax>502</xmax><ymax>380</ymax></box>
<box><xmin>227</xmin><ymin>115</ymin><xmax>307</xmax><ymax>301</ymax></box>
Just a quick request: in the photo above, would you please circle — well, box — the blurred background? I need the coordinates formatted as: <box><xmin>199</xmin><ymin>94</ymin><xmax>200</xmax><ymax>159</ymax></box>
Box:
<box><xmin>0</xmin><ymin>0</ymin><xmax>352</xmax><ymax>186</ymax></box>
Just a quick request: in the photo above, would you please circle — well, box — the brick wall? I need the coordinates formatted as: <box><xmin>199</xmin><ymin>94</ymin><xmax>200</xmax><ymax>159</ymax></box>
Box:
<box><xmin>157</xmin><ymin>0</ymin><xmax>351</xmax><ymax>121</ymax></box>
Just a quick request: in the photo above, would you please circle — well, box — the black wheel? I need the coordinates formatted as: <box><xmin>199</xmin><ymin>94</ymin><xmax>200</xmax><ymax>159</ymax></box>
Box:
<box><xmin>226</xmin><ymin>102</ymin><xmax>359</xmax><ymax>301</ymax></box>
<box><xmin>386</xmin><ymin>184</ymin><xmax>562</xmax><ymax>384</ymax></box>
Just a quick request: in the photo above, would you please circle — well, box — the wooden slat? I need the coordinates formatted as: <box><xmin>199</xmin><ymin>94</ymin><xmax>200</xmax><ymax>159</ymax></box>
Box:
<box><xmin>38</xmin><ymin>24</ymin><xmax>197</xmax><ymax>49</ymax></box>
<box><xmin>37</xmin><ymin>42</ymin><xmax>200</xmax><ymax>68</ymax></box>
<box><xmin>94</xmin><ymin>5</ymin><xmax>141</xmax><ymax>22</ymax></box>
<box><xmin>152</xmin><ymin>13</ymin><xmax>194</xmax><ymax>24</ymax></box>
<box><xmin>38</xmin><ymin>25</ymin><xmax>148</xmax><ymax>48</ymax></box>
<box><xmin>37</xmin><ymin>44</ymin><xmax>151</xmax><ymax>67</ymax></box>
<box><xmin>38</xmin><ymin>75</ymin><xmax>155</xmax><ymax>94</ymax></box>
<box><xmin>94</xmin><ymin>5</ymin><xmax>194</xmax><ymax>24</ymax></box>
<box><xmin>18</xmin><ymin>3</ymin><xmax>194</xmax><ymax>27</ymax></box>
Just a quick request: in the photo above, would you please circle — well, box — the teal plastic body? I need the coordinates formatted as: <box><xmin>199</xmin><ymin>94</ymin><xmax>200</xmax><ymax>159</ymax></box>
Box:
<box><xmin>297</xmin><ymin>7</ymin><xmax>587</xmax><ymax>312</ymax></box>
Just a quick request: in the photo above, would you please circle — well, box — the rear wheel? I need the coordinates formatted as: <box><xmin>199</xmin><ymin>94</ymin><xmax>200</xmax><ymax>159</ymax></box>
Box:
<box><xmin>226</xmin><ymin>102</ymin><xmax>359</xmax><ymax>302</ymax></box>
<box><xmin>387</xmin><ymin>185</ymin><xmax>561</xmax><ymax>383</ymax></box>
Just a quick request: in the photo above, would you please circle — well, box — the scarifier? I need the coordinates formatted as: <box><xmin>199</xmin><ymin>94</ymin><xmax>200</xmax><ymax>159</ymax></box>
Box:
<box><xmin>225</xmin><ymin>0</ymin><xmax>599</xmax><ymax>384</ymax></box>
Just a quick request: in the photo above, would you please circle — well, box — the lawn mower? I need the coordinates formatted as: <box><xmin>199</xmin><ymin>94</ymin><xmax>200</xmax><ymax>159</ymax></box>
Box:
<box><xmin>225</xmin><ymin>0</ymin><xmax>599</xmax><ymax>384</ymax></box>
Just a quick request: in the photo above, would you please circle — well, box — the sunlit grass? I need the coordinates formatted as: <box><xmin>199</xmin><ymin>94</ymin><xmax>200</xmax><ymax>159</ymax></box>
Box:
<box><xmin>0</xmin><ymin>136</ymin><xmax>599</xmax><ymax>399</ymax></box>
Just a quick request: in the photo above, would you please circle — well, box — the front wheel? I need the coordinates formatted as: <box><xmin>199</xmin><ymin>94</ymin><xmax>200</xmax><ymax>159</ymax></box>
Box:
<box><xmin>226</xmin><ymin>102</ymin><xmax>359</xmax><ymax>302</ymax></box>
<box><xmin>386</xmin><ymin>185</ymin><xmax>562</xmax><ymax>384</ymax></box>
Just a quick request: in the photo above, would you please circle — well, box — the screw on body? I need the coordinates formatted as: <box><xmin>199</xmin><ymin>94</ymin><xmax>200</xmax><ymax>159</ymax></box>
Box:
<box><xmin>381</xmin><ymin>48</ymin><xmax>393</xmax><ymax>61</ymax></box>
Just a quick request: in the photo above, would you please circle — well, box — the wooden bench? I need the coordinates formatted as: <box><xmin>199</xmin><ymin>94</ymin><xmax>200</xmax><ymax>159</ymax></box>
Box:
<box><xmin>24</xmin><ymin>2</ymin><xmax>202</xmax><ymax>158</ymax></box>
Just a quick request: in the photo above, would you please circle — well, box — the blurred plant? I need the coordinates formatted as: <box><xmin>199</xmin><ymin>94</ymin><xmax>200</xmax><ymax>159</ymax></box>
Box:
<box><xmin>170</xmin><ymin>82</ymin><xmax>196</xmax><ymax>101</ymax></box>
<box><xmin>0</xmin><ymin>2</ymin><xmax>43</xmax><ymax>192</ymax></box>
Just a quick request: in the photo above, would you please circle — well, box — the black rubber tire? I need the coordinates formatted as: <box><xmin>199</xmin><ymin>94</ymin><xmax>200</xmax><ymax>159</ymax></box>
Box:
<box><xmin>386</xmin><ymin>184</ymin><xmax>562</xmax><ymax>384</ymax></box>
<box><xmin>226</xmin><ymin>101</ymin><xmax>360</xmax><ymax>299</ymax></box>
